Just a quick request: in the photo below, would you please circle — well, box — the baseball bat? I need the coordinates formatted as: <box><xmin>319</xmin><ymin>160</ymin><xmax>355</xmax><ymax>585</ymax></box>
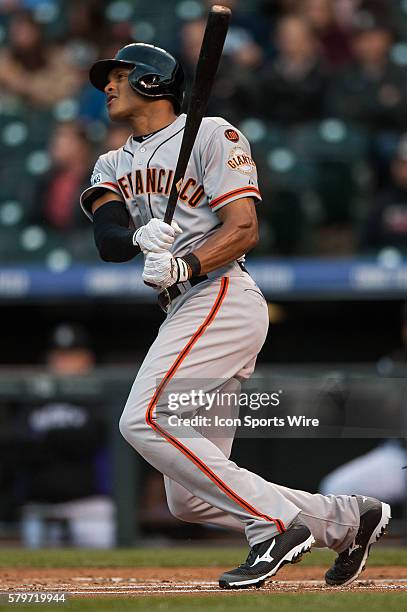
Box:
<box><xmin>164</xmin><ymin>5</ymin><xmax>232</xmax><ymax>225</ymax></box>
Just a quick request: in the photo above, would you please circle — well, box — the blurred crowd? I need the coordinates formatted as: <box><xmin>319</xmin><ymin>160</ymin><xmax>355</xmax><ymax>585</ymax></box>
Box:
<box><xmin>2</xmin><ymin>0</ymin><xmax>407</xmax><ymax>260</ymax></box>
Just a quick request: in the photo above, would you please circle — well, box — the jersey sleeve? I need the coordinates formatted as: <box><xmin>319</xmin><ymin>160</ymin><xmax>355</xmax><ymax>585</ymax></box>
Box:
<box><xmin>80</xmin><ymin>153</ymin><xmax>122</xmax><ymax>221</ymax></box>
<box><xmin>201</xmin><ymin>124</ymin><xmax>261</xmax><ymax>213</ymax></box>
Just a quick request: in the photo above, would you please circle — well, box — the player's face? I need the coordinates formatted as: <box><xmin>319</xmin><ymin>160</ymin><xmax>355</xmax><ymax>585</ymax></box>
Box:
<box><xmin>105</xmin><ymin>67</ymin><xmax>144</xmax><ymax>121</ymax></box>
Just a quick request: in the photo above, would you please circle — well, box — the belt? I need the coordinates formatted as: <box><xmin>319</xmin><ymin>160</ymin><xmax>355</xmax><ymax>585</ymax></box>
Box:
<box><xmin>158</xmin><ymin>275</ymin><xmax>208</xmax><ymax>312</ymax></box>
<box><xmin>157</xmin><ymin>260</ymin><xmax>248</xmax><ymax>313</ymax></box>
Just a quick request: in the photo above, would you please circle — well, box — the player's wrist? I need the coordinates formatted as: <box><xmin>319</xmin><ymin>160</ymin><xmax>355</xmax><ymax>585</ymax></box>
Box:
<box><xmin>132</xmin><ymin>227</ymin><xmax>142</xmax><ymax>248</ymax></box>
<box><xmin>179</xmin><ymin>253</ymin><xmax>201</xmax><ymax>279</ymax></box>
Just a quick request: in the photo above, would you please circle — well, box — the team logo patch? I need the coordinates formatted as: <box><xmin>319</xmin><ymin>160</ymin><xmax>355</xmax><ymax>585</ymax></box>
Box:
<box><xmin>91</xmin><ymin>172</ymin><xmax>102</xmax><ymax>185</ymax></box>
<box><xmin>227</xmin><ymin>147</ymin><xmax>256</xmax><ymax>175</ymax></box>
<box><xmin>225</xmin><ymin>129</ymin><xmax>239</xmax><ymax>143</ymax></box>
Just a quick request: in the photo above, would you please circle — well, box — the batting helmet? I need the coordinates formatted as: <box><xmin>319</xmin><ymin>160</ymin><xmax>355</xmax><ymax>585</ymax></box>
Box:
<box><xmin>89</xmin><ymin>43</ymin><xmax>185</xmax><ymax>113</ymax></box>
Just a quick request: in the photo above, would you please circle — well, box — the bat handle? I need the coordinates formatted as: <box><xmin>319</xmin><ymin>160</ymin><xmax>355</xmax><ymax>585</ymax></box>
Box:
<box><xmin>164</xmin><ymin>207</ymin><xmax>174</xmax><ymax>226</ymax></box>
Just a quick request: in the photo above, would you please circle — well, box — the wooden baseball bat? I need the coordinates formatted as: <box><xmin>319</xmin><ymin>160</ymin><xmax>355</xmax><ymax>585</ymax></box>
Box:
<box><xmin>164</xmin><ymin>5</ymin><xmax>232</xmax><ymax>224</ymax></box>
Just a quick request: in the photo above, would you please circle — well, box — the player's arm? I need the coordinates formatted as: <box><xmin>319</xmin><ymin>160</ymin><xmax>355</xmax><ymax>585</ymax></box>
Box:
<box><xmin>191</xmin><ymin>197</ymin><xmax>257</xmax><ymax>275</ymax></box>
<box><xmin>91</xmin><ymin>191</ymin><xmax>141</xmax><ymax>263</ymax></box>
<box><xmin>90</xmin><ymin>192</ymin><xmax>180</xmax><ymax>263</ymax></box>
<box><xmin>142</xmin><ymin>197</ymin><xmax>258</xmax><ymax>287</ymax></box>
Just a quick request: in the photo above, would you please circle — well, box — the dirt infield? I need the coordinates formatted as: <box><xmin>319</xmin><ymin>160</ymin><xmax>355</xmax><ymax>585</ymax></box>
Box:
<box><xmin>1</xmin><ymin>565</ymin><xmax>406</xmax><ymax>596</ymax></box>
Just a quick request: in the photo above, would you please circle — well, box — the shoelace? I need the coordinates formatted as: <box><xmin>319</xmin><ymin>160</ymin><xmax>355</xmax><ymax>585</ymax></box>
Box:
<box><xmin>239</xmin><ymin>544</ymin><xmax>261</xmax><ymax>568</ymax></box>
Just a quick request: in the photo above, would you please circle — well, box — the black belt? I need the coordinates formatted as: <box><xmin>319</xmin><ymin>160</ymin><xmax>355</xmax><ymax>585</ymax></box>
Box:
<box><xmin>158</xmin><ymin>275</ymin><xmax>208</xmax><ymax>312</ymax></box>
<box><xmin>157</xmin><ymin>261</ymin><xmax>248</xmax><ymax>312</ymax></box>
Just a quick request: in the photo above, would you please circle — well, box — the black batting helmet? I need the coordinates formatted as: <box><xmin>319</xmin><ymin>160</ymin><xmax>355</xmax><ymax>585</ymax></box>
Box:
<box><xmin>89</xmin><ymin>43</ymin><xmax>185</xmax><ymax>113</ymax></box>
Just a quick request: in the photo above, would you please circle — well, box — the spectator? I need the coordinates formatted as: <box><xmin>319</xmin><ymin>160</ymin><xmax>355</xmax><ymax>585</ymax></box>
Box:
<box><xmin>360</xmin><ymin>136</ymin><xmax>407</xmax><ymax>251</ymax></box>
<box><xmin>0</xmin><ymin>10</ymin><xmax>81</xmax><ymax>108</ymax></box>
<box><xmin>328</xmin><ymin>15</ymin><xmax>407</xmax><ymax>133</ymax></box>
<box><xmin>179</xmin><ymin>18</ymin><xmax>256</xmax><ymax>123</ymax></box>
<box><xmin>334</xmin><ymin>1</ymin><xmax>396</xmax><ymax>31</ymax></box>
<box><xmin>64</xmin><ymin>0</ymin><xmax>111</xmax><ymax>60</ymax></box>
<box><xmin>15</xmin><ymin>323</ymin><xmax>115</xmax><ymax>548</ymax></box>
<box><xmin>299</xmin><ymin>0</ymin><xmax>353</xmax><ymax>66</ymax></box>
<box><xmin>258</xmin><ymin>15</ymin><xmax>327</xmax><ymax>125</ymax></box>
<box><xmin>31</xmin><ymin>122</ymin><xmax>92</xmax><ymax>230</ymax></box>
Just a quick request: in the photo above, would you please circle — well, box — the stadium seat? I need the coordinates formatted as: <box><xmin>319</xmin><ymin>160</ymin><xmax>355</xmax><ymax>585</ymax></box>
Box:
<box><xmin>289</xmin><ymin>120</ymin><xmax>369</xmax><ymax>226</ymax></box>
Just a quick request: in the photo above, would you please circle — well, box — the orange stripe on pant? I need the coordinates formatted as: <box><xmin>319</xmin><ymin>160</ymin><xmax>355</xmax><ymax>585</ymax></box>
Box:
<box><xmin>145</xmin><ymin>276</ymin><xmax>285</xmax><ymax>534</ymax></box>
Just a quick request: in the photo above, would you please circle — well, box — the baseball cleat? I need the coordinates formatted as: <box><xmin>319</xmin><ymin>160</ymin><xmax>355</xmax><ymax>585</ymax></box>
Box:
<box><xmin>218</xmin><ymin>522</ymin><xmax>315</xmax><ymax>589</ymax></box>
<box><xmin>325</xmin><ymin>496</ymin><xmax>391</xmax><ymax>587</ymax></box>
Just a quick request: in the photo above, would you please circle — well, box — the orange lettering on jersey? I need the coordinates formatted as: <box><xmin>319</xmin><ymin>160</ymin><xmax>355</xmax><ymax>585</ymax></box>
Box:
<box><xmin>146</xmin><ymin>168</ymin><xmax>157</xmax><ymax>193</ymax></box>
<box><xmin>179</xmin><ymin>178</ymin><xmax>196</xmax><ymax>201</ymax></box>
<box><xmin>134</xmin><ymin>170</ymin><xmax>144</xmax><ymax>195</ymax></box>
<box><xmin>116</xmin><ymin>169</ymin><xmax>204</xmax><ymax>199</ymax></box>
<box><xmin>188</xmin><ymin>185</ymin><xmax>205</xmax><ymax>208</ymax></box>
<box><xmin>157</xmin><ymin>169</ymin><xmax>166</xmax><ymax>193</ymax></box>
<box><xmin>164</xmin><ymin>170</ymin><xmax>174</xmax><ymax>195</ymax></box>
<box><xmin>118</xmin><ymin>176</ymin><xmax>130</xmax><ymax>199</ymax></box>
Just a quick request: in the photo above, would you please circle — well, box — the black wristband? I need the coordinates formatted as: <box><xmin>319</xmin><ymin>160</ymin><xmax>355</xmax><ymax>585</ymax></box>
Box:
<box><xmin>182</xmin><ymin>253</ymin><xmax>201</xmax><ymax>277</ymax></box>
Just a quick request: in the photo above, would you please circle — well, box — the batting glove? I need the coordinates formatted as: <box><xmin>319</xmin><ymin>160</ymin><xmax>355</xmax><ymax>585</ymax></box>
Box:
<box><xmin>133</xmin><ymin>218</ymin><xmax>182</xmax><ymax>254</ymax></box>
<box><xmin>142</xmin><ymin>251</ymin><xmax>191</xmax><ymax>289</ymax></box>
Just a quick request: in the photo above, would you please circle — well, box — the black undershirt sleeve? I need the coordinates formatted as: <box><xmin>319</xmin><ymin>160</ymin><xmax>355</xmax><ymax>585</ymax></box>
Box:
<box><xmin>92</xmin><ymin>200</ymin><xmax>141</xmax><ymax>262</ymax></box>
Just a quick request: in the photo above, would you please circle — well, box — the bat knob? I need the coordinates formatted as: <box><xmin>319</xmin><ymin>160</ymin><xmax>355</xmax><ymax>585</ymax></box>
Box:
<box><xmin>211</xmin><ymin>5</ymin><xmax>232</xmax><ymax>16</ymax></box>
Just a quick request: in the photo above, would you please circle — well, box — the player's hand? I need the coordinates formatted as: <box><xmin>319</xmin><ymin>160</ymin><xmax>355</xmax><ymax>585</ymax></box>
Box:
<box><xmin>134</xmin><ymin>219</ymin><xmax>182</xmax><ymax>254</ymax></box>
<box><xmin>142</xmin><ymin>251</ymin><xmax>190</xmax><ymax>289</ymax></box>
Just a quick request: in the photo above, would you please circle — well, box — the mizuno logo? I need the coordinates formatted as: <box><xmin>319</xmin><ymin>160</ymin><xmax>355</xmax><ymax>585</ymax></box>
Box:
<box><xmin>250</xmin><ymin>540</ymin><xmax>276</xmax><ymax>567</ymax></box>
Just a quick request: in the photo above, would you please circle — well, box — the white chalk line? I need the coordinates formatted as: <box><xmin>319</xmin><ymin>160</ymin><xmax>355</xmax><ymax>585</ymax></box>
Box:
<box><xmin>1</xmin><ymin>579</ymin><xmax>407</xmax><ymax>595</ymax></box>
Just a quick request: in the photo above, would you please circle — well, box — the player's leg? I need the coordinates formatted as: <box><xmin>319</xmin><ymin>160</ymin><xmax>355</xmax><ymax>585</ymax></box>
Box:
<box><xmin>164</xmin><ymin>478</ymin><xmax>244</xmax><ymax>532</ymax></box>
<box><xmin>163</xmin><ymin>356</ymin><xmax>389</xmax><ymax>587</ymax></box>
<box><xmin>163</xmin><ymin>374</ymin><xmax>387</xmax><ymax>555</ymax></box>
<box><xmin>119</xmin><ymin>276</ymin><xmax>302</xmax><ymax>547</ymax></box>
<box><xmin>119</xmin><ymin>275</ymin><xmax>381</xmax><ymax>586</ymax></box>
<box><xmin>164</xmin><ymin>376</ymin><xmax>245</xmax><ymax>533</ymax></box>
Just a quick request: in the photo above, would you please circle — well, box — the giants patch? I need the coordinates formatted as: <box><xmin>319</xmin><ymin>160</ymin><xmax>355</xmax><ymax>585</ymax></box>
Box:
<box><xmin>224</xmin><ymin>129</ymin><xmax>239</xmax><ymax>143</ymax></box>
<box><xmin>227</xmin><ymin>147</ymin><xmax>256</xmax><ymax>175</ymax></box>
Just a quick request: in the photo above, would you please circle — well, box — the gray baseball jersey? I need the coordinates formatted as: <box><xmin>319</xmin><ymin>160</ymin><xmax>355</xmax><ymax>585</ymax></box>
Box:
<box><xmin>80</xmin><ymin>114</ymin><xmax>261</xmax><ymax>256</ymax></box>
<box><xmin>82</xmin><ymin>114</ymin><xmax>361</xmax><ymax>551</ymax></box>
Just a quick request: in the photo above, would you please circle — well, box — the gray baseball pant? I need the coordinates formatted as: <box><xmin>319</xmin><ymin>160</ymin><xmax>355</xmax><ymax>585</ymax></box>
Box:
<box><xmin>119</xmin><ymin>270</ymin><xmax>360</xmax><ymax>549</ymax></box>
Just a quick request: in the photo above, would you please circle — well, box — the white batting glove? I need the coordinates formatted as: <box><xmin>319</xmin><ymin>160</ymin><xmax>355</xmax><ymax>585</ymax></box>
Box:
<box><xmin>142</xmin><ymin>251</ymin><xmax>190</xmax><ymax>289</ymax></box>
<box><xmin>133</xmin><ymin>219</ymin><xmax>182</xmax><ymax>254</ymax></box>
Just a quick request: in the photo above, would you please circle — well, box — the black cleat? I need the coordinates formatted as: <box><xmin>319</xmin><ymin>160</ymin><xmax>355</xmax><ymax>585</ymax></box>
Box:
<box><xmin>325</xmin><ymin>496</ymin><xmax>391</xmax><ymax>587</ymax></box>
<box><xmin>219</xmin><ymin>522</ymin><xmax>315</xmax><ymax>589</ymax></box>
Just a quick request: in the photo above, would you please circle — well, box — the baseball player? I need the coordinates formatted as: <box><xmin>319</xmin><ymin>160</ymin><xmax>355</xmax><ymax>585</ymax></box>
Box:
<box><xmin>80</xmin><ymin>43</ymin><xmax>391</xmax><ymax>589</ymax></box>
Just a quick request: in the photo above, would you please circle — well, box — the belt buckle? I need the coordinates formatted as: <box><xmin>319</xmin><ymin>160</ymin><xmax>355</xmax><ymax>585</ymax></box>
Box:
<box><xmin>159</xmin><ymin>287</ymin><xmax>171</xmax><ymax>313</ymax></box>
